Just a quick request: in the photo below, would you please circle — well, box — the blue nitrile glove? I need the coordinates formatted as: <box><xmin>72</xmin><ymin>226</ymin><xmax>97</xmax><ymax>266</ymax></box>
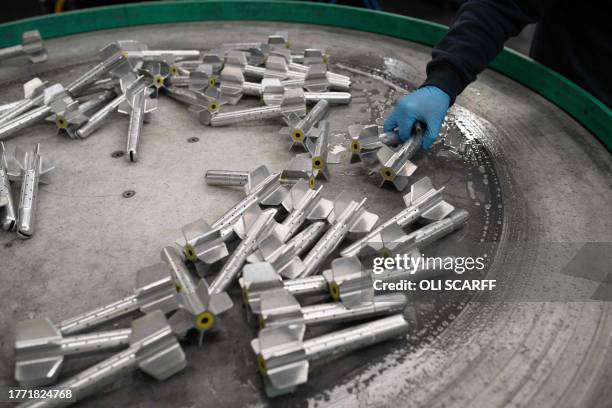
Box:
<box><xmin>384</xmin><ymin>86</ymin><xmax>451</xmax><ymax>150</ymax></box>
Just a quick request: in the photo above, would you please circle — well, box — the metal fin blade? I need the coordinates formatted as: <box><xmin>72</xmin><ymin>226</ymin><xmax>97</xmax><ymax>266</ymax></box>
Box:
<box><xmin>421</xmin><ymin>200</ymin><xmax>455</xmax><ymax>222</ymax></box>
<box><xmin>403</xmin><ymin>176</ymin><xmax>435</xmax><ymax>207</ymax></box>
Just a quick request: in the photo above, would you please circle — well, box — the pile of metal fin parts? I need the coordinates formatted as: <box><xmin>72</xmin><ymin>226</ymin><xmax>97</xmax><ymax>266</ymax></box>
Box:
<box><xmin>3</xmin><ymin>31</ymin><xmax>468</xmax><ymax>403</ymax></box>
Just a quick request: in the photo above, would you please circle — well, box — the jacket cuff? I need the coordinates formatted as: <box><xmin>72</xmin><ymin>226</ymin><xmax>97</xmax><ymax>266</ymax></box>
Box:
<box><xmin>421</xmin><ymin>63</ymin><xmax>466</xmax><ymax>105</ymax></box>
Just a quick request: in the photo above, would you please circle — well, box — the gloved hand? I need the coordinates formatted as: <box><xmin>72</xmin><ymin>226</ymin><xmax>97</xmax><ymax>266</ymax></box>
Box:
<box><xmin>384</xmin><ymin>86</ymin><xmax>451</xmax><ymax>150</ymax></box>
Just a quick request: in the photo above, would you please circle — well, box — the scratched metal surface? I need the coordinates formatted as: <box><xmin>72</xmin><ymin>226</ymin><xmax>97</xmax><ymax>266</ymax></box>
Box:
<box><xmin>0</xmin><ymin>21</ymin><xmax>610</xmax><ymax>408</ymax></box>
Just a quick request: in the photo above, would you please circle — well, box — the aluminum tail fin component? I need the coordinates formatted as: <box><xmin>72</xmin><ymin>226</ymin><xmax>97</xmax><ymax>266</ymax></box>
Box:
<box><xmin>360</xmin><ymin>126</ymin><xmax>423</xmax><ymax>191</ymax></box>
<box><xmin>218</xmin><ymin>66</ymin><xmax>265</xmax><ymax>105</ymax></box>
<box><xmin>303</xmin><ymin>64</ymin><xmax>329</xmax><ymax>92</ymax></box>
<box><xmin>340</xmin><ymin>176</ymin><xmax>455</xmax><ymax>257</ymax></box>
<box><xmin>6</xmin><ymin>144</ymin><xmax>53</xmax><ymax>239</ymax></box>
<box><xmin>0</xmin><ymin>30</ymin><xmax>47</xmax><ymax>64</ymax></box>
<box><xmin>0</xmin><ymin>78</ymin><xmax>47</xmax><ymax>124</ymax></box>
<box><xmin>259</xmin><ymin>287</ymin><xmax>407</xmax><ymax>329</ymax></box>
<box><xmin>20</xmin><ymin>310</ymin><xmax>186</xmax><ymax>408</ymax></box>
<box><xmin>240</xmin><ymin>263</ymin><xmax>328</xmax><ymax>316</ymax></box>
<box><xmin>379</xmin><ymin>208</ymin><xmax>470</xmax><ymax>257</ymax></box>
<box><xmin>66</xmin><ymin>43</ymin><xmax>129</xmax><ymax>97</ymax></box>
<box><xmin>49</xmin><ymin>94</ymin><xmax>91</xmax><ymax>139</ymax></box>
<box><xmin>57</xmin><ymin>263</ymin><xmax>178</xmax><ymax>335</ymax></box>
<box><xmin>280</xmin><ymin>156</ymin><xmax>313</xmax><ymax>188</ymax></box>
<box><xmin>305</xmin><ymin>120</ymin><xmax>340</xmax><ymax>181</ymax></box>
<box><xmin>0</xmin><ymin>142</ymin><xmax>17</xmax><ymax>231</ymax></box>
<box><xmin>262</xmin><ymin>80</ymin><xmax>350</xmax><ymax>106</ymax></box>
<box><xmin>286</xmin><ymin>220</ymin><xmax>328</xmax><ymax>257</ymax></box>
<box><xmin>277</xmin><ymin>179</ymin><xmax>333</xmax><ymax>242</ymax></box>
<box><xmin>180</xmin><ymin>219</ymin><xmax>228</xmax><ymax>266</ymax></box>
<box><xmin>118</xmin><ymin>76</ymin><xmax>157</xmax><ymax>162</ymax></box>
<box><xmin>73</xmin><ymin>71</ymin><xmax>139</xmax><ymax>139</ymax></box>
<box><xmin>14</xmin><ymin>319</ymin><xmax>131</xmax><ymax>386</ymax></box>
<box><xmin>0</xmin><ymin>84</ymin><xmax>67</xmax><ymax>141</ymax></box>
<box><xmin>348</xmin><ymin>123</ymin><xmax>400</xmax><ymax>163</ymax></box>
<box><xmin>252</xmin><ymin>314</ymin><xmax>408</xmax><ymax>397</ymax></box>
<box><xmin>280</xmin><ymin>99</ymin><xmax>329</xmax><ymax>150</ymax></box>
<box><xmin>163</xmin><ymin>85</ymin><xmax>223</xmax><ymax>120</ymax></box>
<box><xmin>160</xmin><ymin>247</ymin><xmax>233</xmax><ymax>346</ymax></box>
<box><xmin>208</xmin><ymin>205</ymin><xmax>280</xmax><ymax>295</ymax></box>
<box><xmin>300</xmin><ymin>192</ymin><xmax>379</xmax><ymax>277</ymax></box>
<box><xmin>200</xmin><ymin>87</ymin><xmax>306</xmax><ymax>126</ymax></box>
<box><xmin>248</xmin><ymin>233</ymin><xmax>306</xmax><ymax>279</ymax></box>
<box><xmin>208</xmin><ymin>165</ymin><xmax>289</xmax><ymax>233</ymax></box>
<box><xmin>323</xmin><ymin>256</ymin><xmax>455</xmax><ymax>307</ymax></box>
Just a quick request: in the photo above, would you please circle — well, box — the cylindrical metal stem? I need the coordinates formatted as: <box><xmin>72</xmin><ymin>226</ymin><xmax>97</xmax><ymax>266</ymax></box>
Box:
<box><xmin>301</xmin><ymin>294</ymin><xmax>407</xmax><ymax>326</ymax></box>
<box><xmin>21</xmin><ymin>347</ymin><xmax>139</xmax><ymax>408</ymax></box>
<box><xmin>209</xmin><ymin>211</ymin><xmax>276</xmax><ymax>294</ymax></box>
<box><xmin>164</xmin><ymin>86</ymin><xmax>203</xmax><ymax>107</ymax></box>
<box><xmin>287</xmin><ymin>221</ymin><xmax>327</xmax><ymax>257</ymax></box>
<box><xmin>66</xmin><ymin>53</ymin><xmax>124</xmax><ymax>97</ymax></box>
<box><xmin>302</xmin><ymin>200</ymin><xmax>363</xmax><ymax>277</ymax></box>
<box><xmin>1</xmin><ymin>162</ymin><xmax>17</xmax><ymax>231</ymax></box>
<box><xmin>16</xmin><ymin>167</ymin><xmax>39</xmax><ymax>239</ymax></box>
<box><xmin>244</xmin><ymin>64</ymin><xmax>266</xmax><ymax>78</ymax></box>
<box><xmin>305</xmin><ymin>92</ymin><xmax>351</xmax><ymax>105</ymax></box>
<box><xmin>205</xmin><ymin>170</ymin><xmax>249</xmax><ymax>187</ymax></box>
<box><xmin>75</xmin><ymin>93</ymin><xmax>126</xmax><ymax>139</ymax></box>
<box><xmin>341</xmin><ymin>206</ymin><xmax>426</xmax><ymax>258</ymax></box>
<box><xmin>59</xmin><ymin>329</ymin><xmax>132</xmax><ymax>356</ymax></box>
<box><xmin>0</xmin><ymin>100</ymin><xmax>23</xmax><ymax>114</ymax></box>
<box><xmin>303</xmin><ymin>314</ymin><xmax>408</xmax><ymax>361</ymax></box>
<box><xmin>210</xmin><ymin>105</ymin><xmax>281</xmax><ymax>126</ymax></box>
<box><xmin>126</xmin><ymin>91</ymin><xmax>145</xmax><ymax>162</ymax></box>
<box><xmin>243</xmin><ymin>81</ymin><xmax>263</xmax><ymax>96</ymax></box>
<box><xmin>406</xmin><ymin>209</ymin><xmax>469</xmax><ymax>248</ymax></box>
<box><xmin>78</xmin><ymin>91</ymin><xmax>116</xmax><ymax>116</ymax></box>
<box><xmin>0</xmin><ymin>105</ymin><xmax>51</xmax><ymax>141</ymax></box>
<box><xmin>0</xmin><ymin>93</ymin><xmax>43</xmax><ymax>124</ymax></box>
<box><xmin>294</xmin><ymin>99</ymin><xmax>328</xmax><ymax>134</ymax></box>
<box><xmin>58</xmin><ymin>294</ymin><xmax>140</xmax><ymax>335</ymax></box>
<box><xmin>283</xmin><ymin>275</ymin><xmax>328</xmax><ymax>296</ymax></box>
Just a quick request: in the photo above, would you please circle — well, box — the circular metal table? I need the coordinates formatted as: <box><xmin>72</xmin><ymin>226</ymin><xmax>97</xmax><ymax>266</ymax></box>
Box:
<box><xmin>0</xmin><ymin>4</ymin><xmax>611</xmax><ymax>408</ymax></box>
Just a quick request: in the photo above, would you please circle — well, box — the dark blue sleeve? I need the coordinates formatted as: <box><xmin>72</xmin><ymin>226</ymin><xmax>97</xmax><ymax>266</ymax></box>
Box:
<box><xmin>422</xmin><ymin>0</ymin><xmax>556</xmax><ymax>103</ymax></box>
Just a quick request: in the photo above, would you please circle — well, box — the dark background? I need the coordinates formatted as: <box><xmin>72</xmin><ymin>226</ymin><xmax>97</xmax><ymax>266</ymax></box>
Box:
<box><xmin>2</xmin><ymin>0</ymin><xmax>535</xmax><ymax>54</ymax></box>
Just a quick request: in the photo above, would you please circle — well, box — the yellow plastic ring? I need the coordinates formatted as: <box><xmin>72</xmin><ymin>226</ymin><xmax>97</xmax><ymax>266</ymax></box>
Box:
<box><xmin>55</xmin><ymin>116</ymin><xmax>67</xmax><ymax>129</ymax></box>
<box><xmin>183</xmin><ymin>244</ymin><xmax>197</xmax><ymax>263</ymax></box>
<box><xmin>382</xmin><ymin>168</ymin><xmax>396</xmax><ymax>181</ymax></box>
<box><xmin>291</xmin><ymin>129</ymin><xmax>304</xmax><ymax>142</ymax></box>
<box><xmin>195</xmin><ymin>311</ymin><xmax>215</xmax><ymax>330</ymax></box>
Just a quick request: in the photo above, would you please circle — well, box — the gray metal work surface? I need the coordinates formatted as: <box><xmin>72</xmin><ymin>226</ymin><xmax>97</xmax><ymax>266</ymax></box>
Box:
<box><xmin>1</xmin><ymin>21</ymin><xmax>611</xmax><ymax>407</ymax></box>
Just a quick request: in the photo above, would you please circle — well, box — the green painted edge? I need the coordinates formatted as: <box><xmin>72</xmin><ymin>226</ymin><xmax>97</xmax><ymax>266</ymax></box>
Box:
<box><xmin>0</xmin><ymin>0</ymin><xmax>609</xmax><ymax>149</ymax></box>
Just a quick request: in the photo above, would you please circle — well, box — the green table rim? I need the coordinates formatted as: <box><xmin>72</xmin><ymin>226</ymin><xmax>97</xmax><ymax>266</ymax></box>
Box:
<box><xmin>0</xmin><ymin>0</ymin><xmax>610</xmax><ymax>149</ymax></box>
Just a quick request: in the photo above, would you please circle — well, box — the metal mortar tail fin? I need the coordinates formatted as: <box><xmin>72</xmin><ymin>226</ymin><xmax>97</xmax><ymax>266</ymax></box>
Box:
<box><xmin>245</xmin><ymin>165</ymin><xmax>271</xmax><ymax>195</ymax></box>
<box><xmin>421</xmin><ymin>200</ymin><xmax>456</xmax><ymax>222</ymax></box>
<box><xmin>14</xmin><ymin>318</ymin><xmax>64</xmax><ymax>386</ymax></box>
<box><xmin>23</xmin><ymin>77</ymin><xmax>45</xmax><ymax>99</ymax></box>
<box><xmin>287</xmin><ymin>178</ymin><xmax>311</xmax><ymax>209</ymax></box>
<box><xmin>132</xmin><ymin>311</ymin><xmax>187</xmax><ymax>381</ymax></box>
<box><xmin>259</xmin><ymin>288</ymin><xmax>302</xmax><ymax>322</ymax></box>
<box><xmin>348</xmin><ymin>207</ymin><xmax>379</xmax><ymax>235</ymax></box>
<box><xmin>379</xmin><ymin>222</ymin><xmax>407</xmax><ymax>246</ymax></box>
<box><xmin>403</xmin><ymin>176</ymin><xmax>437</xmax><ymax>207</ymax></box>
<box><xmin>257</xmin><ymin>321</ymin><xmax>305</xmax><ymax>355</ymax></box>
<box><xmin>134</xmin><ymin>262</ymin><xmax>174</xmax><ymax>296</ymax></box>
<box><xmin>243</xmin><ymin>262</ymin><xmax>281</xmax><ymax>284</ymax></box>
<box><xmin>307</xmin><ymin>196</ymin><xmax>333</xmax><ymax>221</ymax></box>
<box><xmin>331</xmin><ymin>190</ymin><xmax>354</xmax><ymax>219</ymax></box>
